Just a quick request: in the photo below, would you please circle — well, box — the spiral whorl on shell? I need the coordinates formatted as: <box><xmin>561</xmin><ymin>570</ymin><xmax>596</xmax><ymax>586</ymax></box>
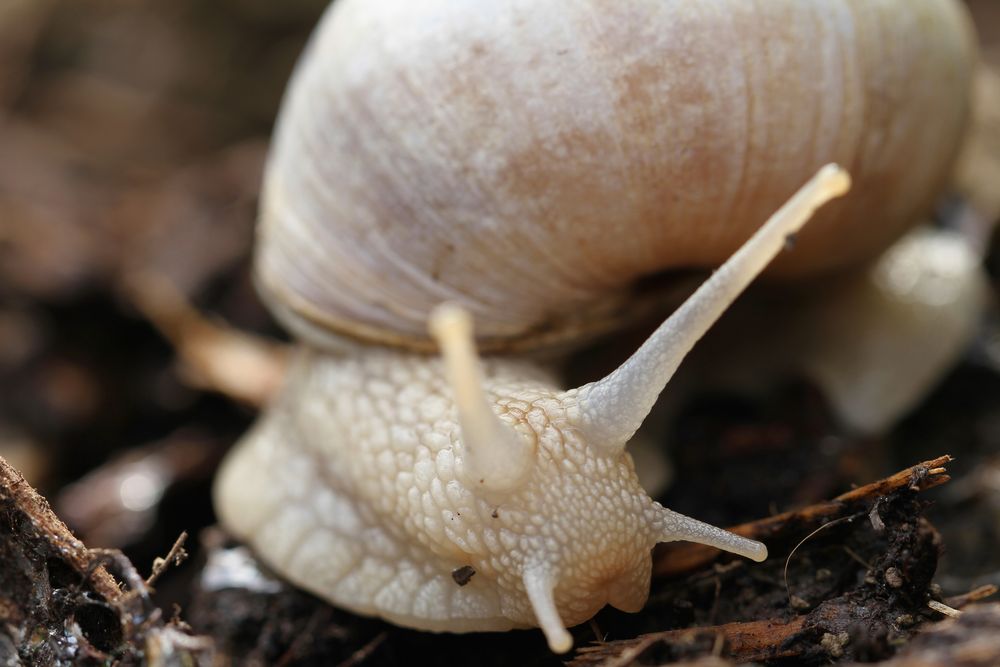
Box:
<box><xmin>256</xmin><ymin>0</ymin><xmax>975</xmax><ymax>352</ymax></box>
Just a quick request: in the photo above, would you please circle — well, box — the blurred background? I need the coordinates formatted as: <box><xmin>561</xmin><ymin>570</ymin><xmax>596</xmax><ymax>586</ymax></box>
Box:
<box><xmin>0</xmin><ymin>0</ymin><xmax>325</xmax><ymax>528</ymax></box>
<box><xmin>0</xmin><ymin>0</ymin><xmax>999</xmax><ymax>656</ymax></box>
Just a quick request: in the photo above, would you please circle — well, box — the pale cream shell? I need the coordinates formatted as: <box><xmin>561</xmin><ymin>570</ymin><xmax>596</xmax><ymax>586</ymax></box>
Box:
<box><xmin>256</xmin><ymin>0</ymin><xmax>975</xmax><ymax>351</ymax></box>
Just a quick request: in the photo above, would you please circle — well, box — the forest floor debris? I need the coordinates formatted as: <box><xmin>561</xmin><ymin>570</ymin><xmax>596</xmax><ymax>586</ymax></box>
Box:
<box><xmin>0</xmin><ymin>457</ymin><xmax>211</xmax><ymax>665</ymax></box>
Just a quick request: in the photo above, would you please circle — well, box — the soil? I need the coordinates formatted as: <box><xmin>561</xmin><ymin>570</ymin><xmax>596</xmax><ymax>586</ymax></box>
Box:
<box><xmin>2</xmin><ymin>1</ymin><xmax>1000</xmax><ymax>665</ymax></box>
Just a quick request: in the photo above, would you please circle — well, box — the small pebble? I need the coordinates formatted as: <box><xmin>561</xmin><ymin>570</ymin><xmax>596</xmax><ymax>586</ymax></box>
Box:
<box><xmin>790</xmin><ymin>595</ymin><xmax>811</xmax><ymax>611</ymax></box>
<box><xmin>451</xmin><ymin>565</ymin><xmax>476</xmax><ymax>587</ymax></box>
<box><xmin>820</xmin><ymin>631</ymin><xmax>849</xmax><ymax>658</ymax></box>
<box><xmin>884</xmin><ymin>567</ymin><xmax>904</xmax><ymax>588</ymax></box>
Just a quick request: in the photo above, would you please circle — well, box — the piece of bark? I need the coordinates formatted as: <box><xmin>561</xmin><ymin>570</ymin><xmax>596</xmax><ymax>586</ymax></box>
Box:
<box><xmin>571</xmin><ymin>616</ymin><xmax>807</xmax><ymax>667</ymax></box>
<box><xmin>0</xmin><ymin>455</ymin><xmax>120</xmax><ymax>597</ymax></box>
<box><xmin>0</xmin><ymin>456</ymin><xmax>212</xmax><ymax>665</ymax></box>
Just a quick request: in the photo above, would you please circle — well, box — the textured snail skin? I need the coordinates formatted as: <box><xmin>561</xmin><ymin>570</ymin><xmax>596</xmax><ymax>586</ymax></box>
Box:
<box><xmin>215</xmin><ymin>351</ymin><xmax>658</xmax><ymax>635</ymax></box>
<box><xmin>256</xmin><ymin>0</ymin><xmax>975</xmax><ymax>351</ymax></box>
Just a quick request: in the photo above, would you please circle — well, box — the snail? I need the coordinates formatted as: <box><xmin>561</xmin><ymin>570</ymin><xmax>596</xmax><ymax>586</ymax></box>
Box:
<box><xmin>213</xmin><ymin>0</ymin><xmax>976</xmax><ymax>654</ymax></box>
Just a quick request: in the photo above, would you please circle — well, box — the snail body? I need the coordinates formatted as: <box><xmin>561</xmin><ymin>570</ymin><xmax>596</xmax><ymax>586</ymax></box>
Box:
<box><xmin>217</xmin><ymin>348</ymin><xmax>660</xmax><ymax>639</ymax></box>
<box><xmin>215</xmin><ymin>0</ymin><xmax>976</xmax><ymax>654</ymax></box>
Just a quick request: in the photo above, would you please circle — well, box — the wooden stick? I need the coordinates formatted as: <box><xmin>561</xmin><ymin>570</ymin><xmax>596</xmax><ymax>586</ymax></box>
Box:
<box><xmin>653</xmin><ymin>456</ymin><xmax>952</xmax><ymax>578</ymax></box>
<box><xmin>0</xmin><ymin>455</ymin><xmax>121</xmax><ymax>601</ymax></box>
<box><xmin>570</xmin><ymin>616</ymin><xmax>807</xmax><ymax>666</ymax></box>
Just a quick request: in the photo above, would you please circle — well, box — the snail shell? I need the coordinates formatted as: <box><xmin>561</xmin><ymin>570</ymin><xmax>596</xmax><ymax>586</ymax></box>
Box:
<box><xmin>257</xmin><ymin>0</ymin><xmax>974</xmax><ymax>353</ymax></box>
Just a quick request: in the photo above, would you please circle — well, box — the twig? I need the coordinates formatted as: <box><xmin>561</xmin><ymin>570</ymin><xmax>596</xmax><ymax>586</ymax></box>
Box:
<box><xmin>0</xmin><ymin>456</ymin><xmax>121</xmax><ymax>600</ymax></box>
<box><xmin>146</xmin><ymin>531</ymin><xmax>189</xmax><ymax>587</ymax></box>
<box><xmin>569</xmin><ymin>616</ymin><xmax>807</xmax><ymax>667</ymax></box>
<box><xmin>335</xmin><ymin>632</ymin><xmax>388</xmax><ymax>667</ymax></box>
<box><xmin>653</xmin><ymin>456</ymin><xmax>952</xmax><ymax>578</ymax></box>
<box><xmin>927</xmin><ymin>600</ymin><xmax>962</xmax><ymax>618</ymax></box>
<box><xmin>0</xmin><ymin>457</ymin><xmax>213</xmax><ymax>662</ymax></box>
<box><xmin>945</xmin><ymin>584</ymin><xmax>999</xmax><ymax>609</ymax></box>
<box><xmin>88</xmin><ymin>548</ymin><xmax>149</xmax><ymax>596</ymax></box>
<box><xmin>126</xmin><ymin>271</ymin><xmax>289</xmax><ymax>407</ymax></box>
